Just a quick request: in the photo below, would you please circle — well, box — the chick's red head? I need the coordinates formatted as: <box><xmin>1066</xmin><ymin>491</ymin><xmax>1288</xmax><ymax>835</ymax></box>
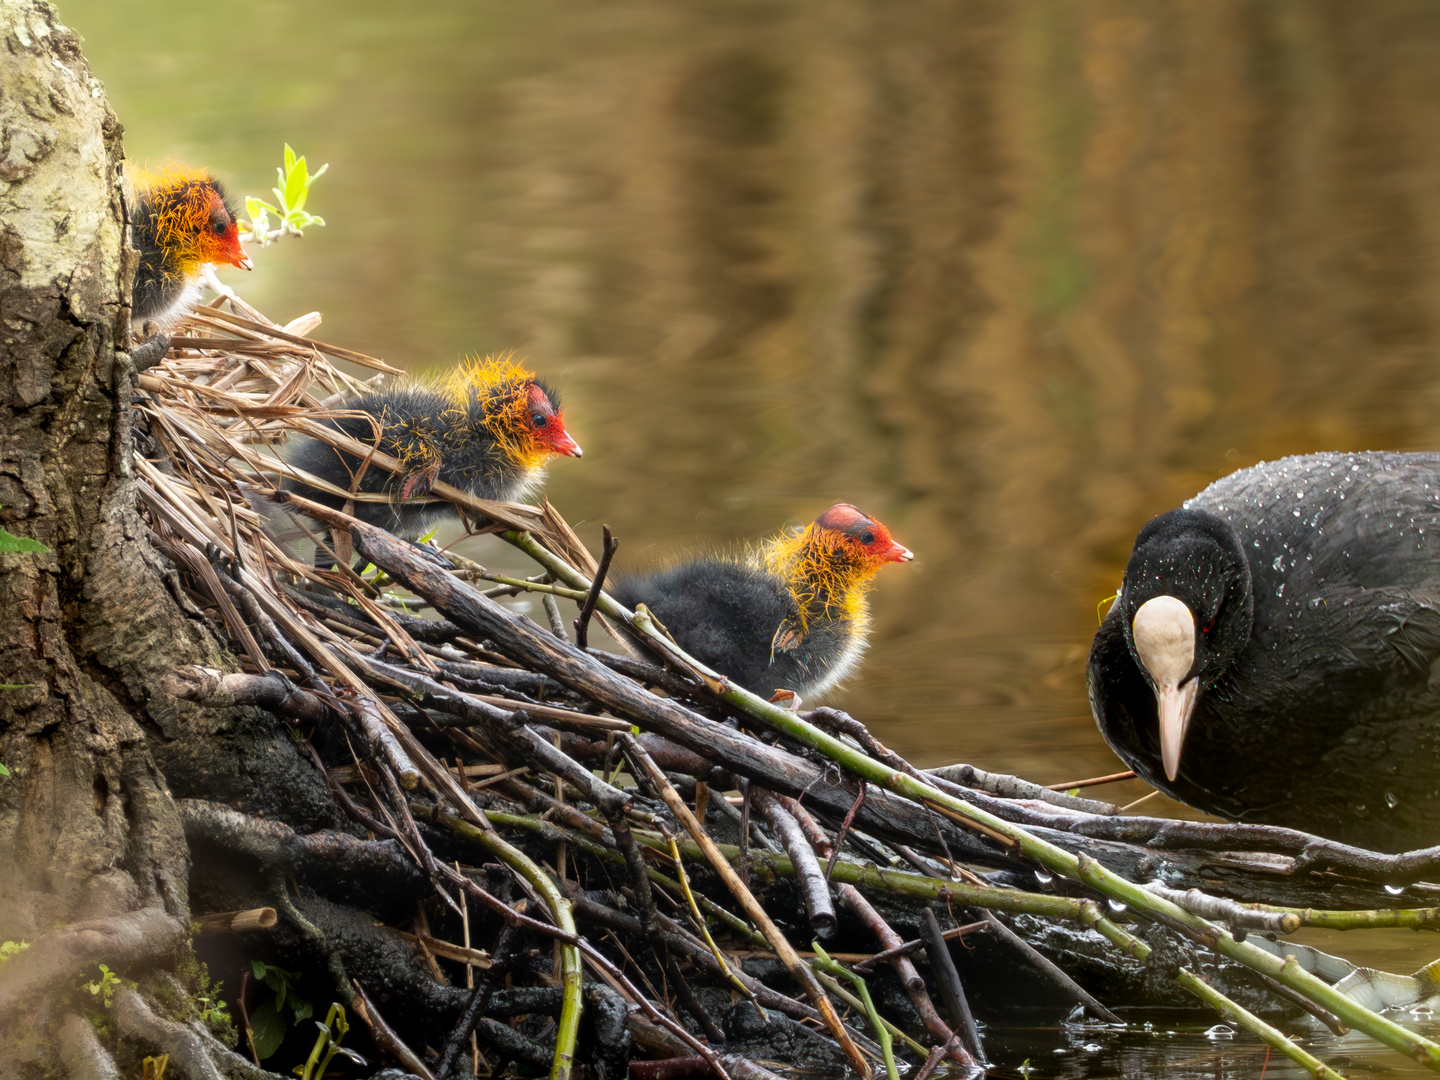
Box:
<box><xmin>195</xmin><ymin>184</ymin><xmax>252</xmax><ymax>271</ymax></box>
<box><xmin>134</xmin><ymin>166</ymin><xmax>252</xmax><ymax>272</ymax></box>
<box><xmin>446</xmin><ymin>356</ymin><xmax>582</xmax><ymax>467</ymax></box>
<box><xmin>524</xmin><ymin>382</ymin><xmax>582</xmax><ymax>460</ymax></box>
<box><xmin>814</xmin><ymin>503</ymin><xmax>913</xmax><ymax>572</ymax></box>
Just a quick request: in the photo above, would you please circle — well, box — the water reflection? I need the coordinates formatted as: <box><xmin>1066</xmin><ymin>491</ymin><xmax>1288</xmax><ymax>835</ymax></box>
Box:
<box><xmin>64</xmin><ymin>0</ymin><xmax>1440</xmax><ymax>1073</ymax></box>
<box><xmin>985</xmin><ymin>1009</ymin><xmax>1440</xmax><ymax>1080</ymax></box>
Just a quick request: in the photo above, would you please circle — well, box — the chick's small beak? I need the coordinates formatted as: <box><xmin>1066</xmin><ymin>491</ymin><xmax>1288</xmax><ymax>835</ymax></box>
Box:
<box><xmin>890</xmin><ymin>544</ymin><xmax>914</xmax><ymax>563</ymax></box>
<box><xmin>233</xmin><ymin>251</ymin><xmax>253</xmax><ymax>271</ymax></box>
<box><xmin>552</xmin><ymin>430</ymin><xmax>583</xmax><ymax>458</ymax></box>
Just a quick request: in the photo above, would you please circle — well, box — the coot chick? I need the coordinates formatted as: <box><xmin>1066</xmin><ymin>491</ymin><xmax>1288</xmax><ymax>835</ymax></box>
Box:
<box><xmin>613</xmin><ymin>504</ymin><xmax>912</xmax><ymax>699</ymax></box>
<box><xmin>1089</xmin><ymin>451</ymin><xmax>1440</xmax><ymax>851</ymax></box>
<box><xmin>129</xmin><ymin>165</ymin><xmax>252</xmax><ymax>327</ymax></box>
<box><xmin>285</xmin><ymin>356</ymin><xmax>581</xmax><ymax>539</ymax></box>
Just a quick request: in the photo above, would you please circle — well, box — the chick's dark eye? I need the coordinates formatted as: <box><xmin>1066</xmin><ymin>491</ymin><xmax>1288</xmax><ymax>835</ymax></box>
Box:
<box><xmin>861</xmin><ymin>531</ymin><xmax>875</xmax><ymax>545</ymax></box>
<box><xmin>212</xmin><ymin>221</ymin><xmax>227</xmax><ymax>235</ymax></box>
<box><xmin>532</xmin><ymin>414</ymin><xmax>548</xmax><ymax>428</ymax></box>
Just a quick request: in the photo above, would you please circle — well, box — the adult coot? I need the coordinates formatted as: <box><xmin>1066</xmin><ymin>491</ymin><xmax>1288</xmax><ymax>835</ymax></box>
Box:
<box><xmin>1088</xmin><ymin>452</ymin><xmax>1440</xmax><ymax>852</ymax></box>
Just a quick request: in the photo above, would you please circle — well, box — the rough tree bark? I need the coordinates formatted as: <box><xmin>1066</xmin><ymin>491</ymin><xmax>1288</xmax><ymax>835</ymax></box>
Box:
<box><xmin>0</xmin><ymin>4</ymin><xmax>309</xmax><ymax>1075</ymax></box>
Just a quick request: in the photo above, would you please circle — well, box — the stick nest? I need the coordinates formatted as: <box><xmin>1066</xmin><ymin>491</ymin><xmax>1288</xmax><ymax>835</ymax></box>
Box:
<box><xmin>133</xmin><ymin>288</ymin><xmax>1440</xmax><ymax>1080</ymax></box>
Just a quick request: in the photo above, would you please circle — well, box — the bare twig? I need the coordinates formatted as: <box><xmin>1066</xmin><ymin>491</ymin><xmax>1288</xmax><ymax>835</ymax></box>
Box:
<box><xmin>919</xmin><ymin>908</ymin><xmax>984</xmax><ymax>1065</ymax></box>
<box><xmin>753</xmin><ymin>787</ymin><xmax>836</xmax><ymax>939</ymax></box>
<box><xmin>575</xmin><ymin>525</ymin><xmax>618</xmax><ymax>649</ymax></box>
<box><xmin>838</xmin><ymin>884</ymin><xmax>977</xmax><ymax>1070</ymax></box>
<box><xmin>351</xmin><ymin>980</ymin><xmax>437</xmax><ymax>1080</ymax></box>
<box><xmin>621</xmin><ymin>735</ymin><xmax>873</xmax><ymax>1080</ymax></box>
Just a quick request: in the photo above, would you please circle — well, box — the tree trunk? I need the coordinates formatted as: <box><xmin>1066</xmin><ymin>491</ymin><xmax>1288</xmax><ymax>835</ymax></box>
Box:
<box><xmin>0</xmin><ymin>3</ymin><xmax>260</xmax><ymax>1073</ymax></box>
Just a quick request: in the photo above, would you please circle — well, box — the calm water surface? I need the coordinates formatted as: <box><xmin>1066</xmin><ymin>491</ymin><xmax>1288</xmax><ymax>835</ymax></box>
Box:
<box><xmin>61</xmin><ymin>1</ymin><xmax>1440</xmax><ymax>1074</ymax></box>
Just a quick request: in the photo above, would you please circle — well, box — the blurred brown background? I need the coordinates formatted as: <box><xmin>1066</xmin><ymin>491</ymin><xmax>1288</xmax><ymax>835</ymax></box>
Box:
<box><xmin>65</xmin><ymin>0</ymin><xmax>1440</xmax><ymax>786</ymax></box>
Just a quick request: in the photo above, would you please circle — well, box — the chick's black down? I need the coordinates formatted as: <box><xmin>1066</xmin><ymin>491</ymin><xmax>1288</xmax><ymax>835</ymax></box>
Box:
<box><xmin>285</xmin><ymin>384</ymin><xmax>529</xmax><ymax>539</ymax></box>
<box><xmin>613</xmin><ymin>558</ymin><xmax>854</xmax><ymax>698</ymax></box>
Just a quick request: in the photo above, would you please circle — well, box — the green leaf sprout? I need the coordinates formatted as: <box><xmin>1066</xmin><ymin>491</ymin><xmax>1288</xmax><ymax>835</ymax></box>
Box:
<box><xmin>84</xmin><ymin>963</ymin><xmax>121</xmax><ymax>1008</ymax></box>
<box><xmin>296</xmin><ymin>1003</ymin><xmax>364</xmax><ymax>1080</ymax></box>
<box><xmin>241</xmin><ymin>144</ymin><xmax>329</xmax><ymax>247</ymax></box>
<box><xmin>246</xmin><ymin>961</ymin><xmax>315</xmax><ymax>1060</ymax></box>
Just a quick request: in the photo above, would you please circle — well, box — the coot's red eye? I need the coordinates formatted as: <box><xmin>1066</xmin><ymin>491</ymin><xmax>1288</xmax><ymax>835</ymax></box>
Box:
<box><xmin>1203</xmin><ymin>618</ymin><xmax>1216</xmax><ymax>633</ymax></box>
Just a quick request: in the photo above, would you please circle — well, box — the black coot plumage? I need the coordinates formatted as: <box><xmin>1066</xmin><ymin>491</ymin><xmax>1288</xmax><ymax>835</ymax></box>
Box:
<box><xmin>613</xmin><ymin>504</ymin><xmax>913</xmax><ymax>699</ymax></box>
<box><xmin>285</xmin><ymin>356</ymin><xmax>580</xmax><ymax>540</ymax></box>
<box><xmin>1089</xmin><ymin>451</ymin><xmax>1440</xmax><ymax>852</ymax></box>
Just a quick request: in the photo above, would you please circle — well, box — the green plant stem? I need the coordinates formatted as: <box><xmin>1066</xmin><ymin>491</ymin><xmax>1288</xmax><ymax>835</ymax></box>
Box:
<box><xmin>642</xmin><ymin>834</ymin><xmax>1090</xmax><ymax>919</ymax></box>
<box><xmin>1083</xmin><ymin>910</ymin><xmax>1349</xmax><ymax>1080</ymax></box>
<box><xmin>1252</xmin><ymin>905</ymin><xmax>1440</xmax><ymax>931</ymax></box>
<box><xmin>480</xmin><ymin>574</ymin><xmax>589</xmax><ymax>602</ymax></box>
<box><xmin>453</xmin><ymin>820</ymin><xmax>582</xmax><ymax>1080</ymax></box>
<box><xmin>623</xmin><ymin>734</ymin><xmax>872</xmax><ymax>1078</ymax></box>
<box><xmin>1176</xmin><ymin>970</ymin><xmax>1347</xmax><ymax>1080</ymax></box>
<box><xmin>813</xmin><ymin>944</ymin><xmax>900</xmax><ymax>1080</ymax></box>
<box><xmin>505</xmin><ymin>529</ymin><xmax>1440</xmax><ymax>1072</ymax></box>
<box><xmin>1074</xmin><ymin>857</ymin><xmax>1439</xmax><ymax>1067</ymax></box>
<box><xmin>813</xmin><ymin>970</ymin><xmax>928</xmax><ymax>1059</ymax></box>
<box><xmin>300</xmin><ymin>1003</ymin><xmax>348</xmax><ymax>1080</ymax></box>
<box><xmin>666</xmin><ymin>836</ymin><xmax>748</xmax><ymax>995</ymax></box>
<box><xmin>463</xmin><ymin>809</ymin><xmax>771</xmax><ymax>947</ymax></box>
<box><xmin>482</xmin><ymin>807</ymin><xmax>1087</xmax><ymax>920</ymax></box>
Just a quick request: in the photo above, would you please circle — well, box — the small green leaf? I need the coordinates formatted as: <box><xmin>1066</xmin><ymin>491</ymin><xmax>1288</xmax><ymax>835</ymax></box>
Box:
<box><xmin>285</xmin><ymin>159</ymin><xmax>307</xmax><ymax>211</ymax></box>
<box><xmin>0</xmin><ymin>764</ymin><xmax>9</xmax><ymax>778</ymax></box>
<box><xmin>291</xmin><ymin>996</ymin><xmax>313</xmax><ymax>1022</ymax></box>
<box><xmin>247</xmin><ymin>145</ymin><xmax>328</xmax><ymax>243</ymax></box>
<box><xmin>0</xmin><ymin>529</ymin><xmax>47</xmax><ymax>553</ymax></box>
<box><xmin>291</xmin><ymin>159</ymin><xmax>327</xmax><ymax>215</ymax></box>
<box><xmin>249</xmin><ymin>997</ymin><xmax>286</xmax><ymax>1060</ymax></box>
<box><xmin>84</xmin><ymin>963</ymin><xmax>120</xmax><ymax>1008</ymax></box>
<box><xmin>250</xmin><ymin>959</ymin><xmax>269</xmax><ymax>981</ymax></box>
<box><xmin>246</xmin><ymin>207</ymin><xmax>271</xmax><ymax>240</ymax></box>
<box><xmin>0</xmin><ymin>685</ymin><xmax>27</xmax><ymax>690</ymax></box>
